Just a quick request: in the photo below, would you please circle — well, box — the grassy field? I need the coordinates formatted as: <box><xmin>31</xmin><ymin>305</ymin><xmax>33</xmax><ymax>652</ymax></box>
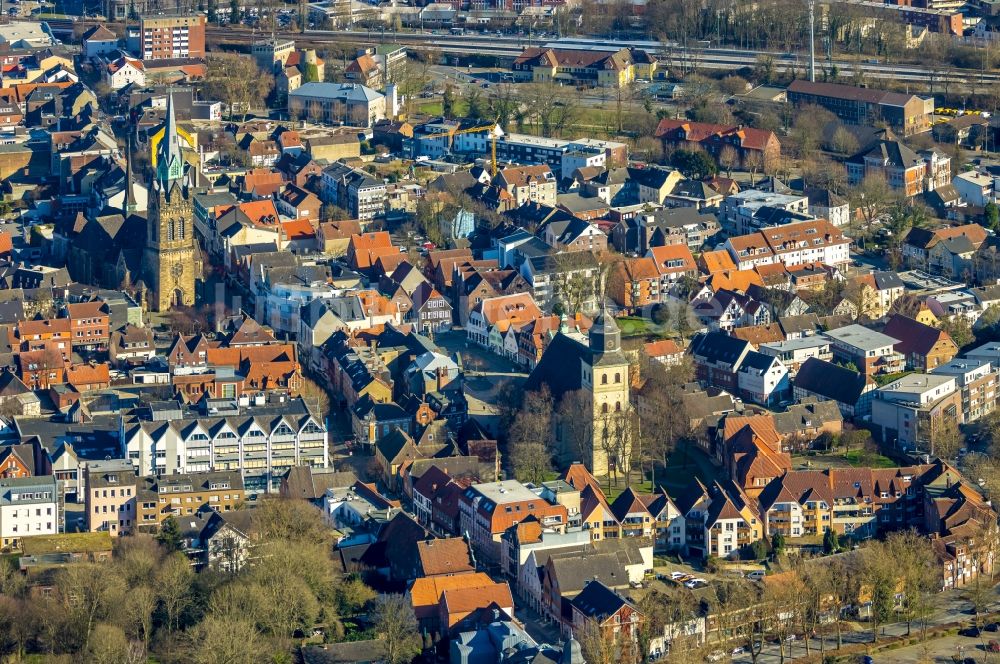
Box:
<box><xmin>21</xmin><ymin>531</ymin><xmax>112</xmax><ymax>555</ymax></box>
<box><xmin>604</xmin><ymin>479</ymin><xmax>654</xmax><ymax>502</ymax></box>
<box><xmin>617</xmin><ymin>316</ymin><xmax>666</xmax><ymax>338</ymax></box>
<box><xmin>415</xmin><ymin>100</ymin><xmax>446</xmax><ymax>116</ymax></box>
<box><xmin>656</xmin><ymin>440</ymin><xmax>724</xmax><ymax>496</ymax></box>
<box><xmin>843</xmin><ymin>449</ymin><xmax>897</xmax><ymax>468</ymax></box>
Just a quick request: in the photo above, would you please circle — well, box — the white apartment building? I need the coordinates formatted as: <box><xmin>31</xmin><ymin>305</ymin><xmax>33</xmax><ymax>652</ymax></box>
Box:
<box><xmin>759</xmin><ymin>337</ymin><xmax>833</xmax><ymax>375</ymax></box>
<box><xmin>0</xmin><ymin>476</ymin><xmax>58</xmax><ymax>549</ymax></box>
<box><xmin>458</xmin><ymin>480</ymin><xmax>568</xmax><ymax>564</ymax></box>
<box><xmin>719</xmin><ymin>190</ymin><xmax>811</xmax><ymax>236</ymax></box>
<box><xmin>953</xmin><ymin>170</ymin><xmax>999</xmax><ymax>207</ymax></box>
<box><xmin>120</xmin><ymin>396</ymin><xmax>328</xmax><ymax>494</ymax></box>
<box><xmin>871</xmin><ymin>373</ymin><xmax>959</xmax><ymax>450</ymax></box>
<box><xmin>931</xmin><ymin>358</ymin><xmax>999</xmax><ymax>422</ymax></box>
<box><xmin>724</xmin><ymin>219</ymin><xmax>851</xmax><ymax>271</ymax></box>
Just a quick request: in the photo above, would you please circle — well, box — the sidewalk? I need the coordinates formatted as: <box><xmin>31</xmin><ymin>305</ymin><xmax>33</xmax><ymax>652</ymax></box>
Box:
<box><xmin>732</xmin><ymin>583</ymin><xmax>999</xmax><ymax>663</ymax></box>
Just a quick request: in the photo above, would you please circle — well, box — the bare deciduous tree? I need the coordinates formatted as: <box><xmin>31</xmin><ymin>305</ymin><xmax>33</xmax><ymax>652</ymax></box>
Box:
<box><xmin>509</xmin><ymin>387</ymin><xmax>555</xmax><ymax>484</ymax></box>
<box><xmin>57</xmin><ymin>563</ymin><xmax>128</xmax><ymax>652</ymax></box>
<box><xmin>372</xmin><ymin>594</ymin><xmax>421</xmax><ymax>664</ymax></box>
<box><xmin>189</xmin><ymin>616</ymin><xmax>263</xmax><ymax>664</ymax></box>
<box><xmin>559</xmin><ymin>389</ymin><xmax>596</xmax><ymax>465</ymax></box>
<box><xmin>744</xmin><ymin>151</ymin><xmax>763</xmax><ymax>186</ymax></box>
<box><xmin>851</xmin><ymin>173</ymin><xmax>895</xmax><ymax>248</ymax></box>
<box><xmin>718</xmin><ymin>145</ymin><xmax>739</xmax><ymax>178</ymax></box>
<box><xmin>298</xmin><ymin>375</ymin><xmax>331</xmax><ymax>420</ymax></box>
<box><xmin>929</xmin><ymin>413</ymin><xmax>963</xmax><ymax>461</ymax></box>
<box><xmin>203</xmin><ymin>54</ymin><xmax>272</xmax><ymax>121</ymax></box>
<box><xmin>578</xmin><ymin>617</ymin><xmax>617</xmax><ymax>664</ymax></box>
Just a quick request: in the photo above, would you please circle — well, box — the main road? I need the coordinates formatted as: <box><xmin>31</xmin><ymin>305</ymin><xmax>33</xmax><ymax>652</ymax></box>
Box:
<box><xmin>207</xmin><ymin>26</ymin><xmax>1000</xmax><ymax>89</ymax></box>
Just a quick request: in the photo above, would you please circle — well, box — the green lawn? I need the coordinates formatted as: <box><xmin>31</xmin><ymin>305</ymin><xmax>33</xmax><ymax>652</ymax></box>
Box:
<box><xmin>21</xmin><ymin>531</ymin><xmax>112</xmax><ymax>555</ymax></box>
<box><xmin>842</xmin><ymin>449</ymin><xmax>897</xmax><ymax>468</ymax></box>
<box><xmin>604</xmin><ymin>479</ymin><xmax>654</xmax><ymax>502</ymax></box>
<box><xmin>657</xmin><ymin>440</ymin><xmax>725</xmax><ymax>497</ymax></box>
<box><xmin>592</xmin><ymin>440</ymin><xmax>721</xmax><ymax>501</ymax></box>
<box><xmin>413</xmin><ymin>100</ymin><xmax>469</xmax><ymax>118</ymax></box>
<box><xmin>617</xmin><ymin>316</ymin><xmax>666</xmax><ymax>338</ymax></box>
<box><xmin>415</xmin><ymin>100</ymin><xmax>444</xmax><ymax>116</ymax></box>
<box><xmin>540</xmin><ymin>470</ymin><xmax>561</xmax><ymax>483</ymax></box>
<box><xmin>874</xmin><ymin>370</ymin><xmax>915</xmax><ymax>387</ymax></box>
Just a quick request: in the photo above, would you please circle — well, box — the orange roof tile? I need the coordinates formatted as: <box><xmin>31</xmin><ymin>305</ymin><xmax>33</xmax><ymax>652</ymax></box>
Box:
<box><xmin>699</xmin><ymin>250</ymin><xmax>737</xmax><ymax>275</ymax></box>
<box><xmin>723</xmin><ymin>414</ymin><xmax>780</xmax><ymax>448</ymax></box>
<box><xmin>349</xmin><ymin>232</ymin><xmax>397</xmax><ymax>269</ymax></box>
<box><xmin>620</xmin><ymin>257</ymin><xmax>659</xmax><ymax>281</ymax></box>
<box><xmin>410</xmin><ymin>572</ymin><xmax>494</xmax><ymax>618</ymax></box>
<box><xmin>206</xmin><ymin>343</ymin><xmax>297</xmax><ymax>367</ymax></box>
<box><xmin>65</xmin><ymin>362</ymin><xmax>110</xmax><ymax>386</ymax></box>
<box><xmin>280</xmin><ymin>218</ymin><xmax>315</xmax><ymax>241</ymax></box>
<box><xmin>643</xmin><ymin>339</ymin><xmax>683</xmax><ymax>357</ymax></box>
<box><xmin>66</xmin><ymin>301</ymin><xmax>107</xmax><ymax>319</ymax></box>
<box><xmin>237</xmin><ymin>200</ymin><xmax>280</xmax><ymax>226</ymax></box>
<box><xmin>18</xmin><ymin>318</ymin><xmax>71</xmax><ymax>337</ymax></box>
<box><xmin>648</xmin><ymin>244</ymin><xmax>696</xmax><ymax>275</ymax></box>
<box><xmin>416</xmin><ymin>538</ymin><xmax>475</xmax><ymax>576</ymax></box>
<box><xmin>476</xmin><ymin>293</ymin><xmax>542</xmax><ymax>326</ymax></box>
<box><xmin>441</xmin><ymin>582</ymin><xmax>514</xmax><ymax>627</ymax></box>
<box><xmin>706</xmin><ymin>269</ymin><xmax>764</xmax><ymax>293</ymax></box>
<box><xmin>731</xmin><ymin>323</ymin><xmax>785</xmax><ymax>346</ymax></box>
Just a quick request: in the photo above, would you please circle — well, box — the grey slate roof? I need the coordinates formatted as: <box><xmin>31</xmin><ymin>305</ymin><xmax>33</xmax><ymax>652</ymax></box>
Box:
<box><xmin>548</xmin><ymin>551</ymin><xmax>628</xmax><ymax>595</ymax></box>
<box><xmin>793</xmin><ymin>357</ymin><xmax>869</xmax><ymax>405</ymax></box>
<box><xmin>289</xmin><ymin>82</ymin><xmax>383</xmax><ymax>103</ymax></box>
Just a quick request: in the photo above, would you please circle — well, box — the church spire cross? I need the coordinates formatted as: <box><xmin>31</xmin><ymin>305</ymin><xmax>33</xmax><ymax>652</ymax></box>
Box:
<box><xmin>155</xmin><ymin>90</ymin><xmax>184</xmax><ymax>190</ymax></box>
<box><xmin>125</xmin><ymin>131</ymin><xmax>137</xmax><ymax>214</ymax></box>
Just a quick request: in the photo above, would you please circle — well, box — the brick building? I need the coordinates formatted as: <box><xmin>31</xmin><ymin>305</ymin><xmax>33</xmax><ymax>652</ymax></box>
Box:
<box><xmin>139</xmin><ymin>14</ymin><xmax>206</xmax><ymax>60</ymax></box>
<box><xmin>137</xmin><ymin>471</ymin><xmax>245</xmax><ymax>531</ymax></box>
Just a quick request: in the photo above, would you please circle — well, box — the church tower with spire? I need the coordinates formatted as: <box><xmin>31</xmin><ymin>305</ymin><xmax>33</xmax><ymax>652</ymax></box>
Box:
<box><xmin>143</xmin><ymin>91</ymin><xmax>196</xmax><ymax>312</ymax></box>
<box><xmin>579</xmin><ymin>307</ymin><xmax>631</xmax><ymax>476</ymax></box>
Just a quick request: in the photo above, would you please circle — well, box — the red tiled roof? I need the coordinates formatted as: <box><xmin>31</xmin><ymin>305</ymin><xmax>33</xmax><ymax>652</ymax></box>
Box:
<box><xmin>65</xmin><ymin>362</ymin><xmax>110</xmax><ymax>386</ymax></box>
<box><xmin>281</xmin><ymin>218</ymin><xmax>315</xmax><ymax>242</ymax></box>
<box><xmin>416</xmin><ymin>537</ymin><xmax>475</xmax><ymax>576</ymax></box>
<box><xmin>410</xmin><ymin>572</ymin><xmax>494</xmax><ymax>619</ymax></box>
<box><xmin>648</xmin><ymin>244</ymin><xmax>696</xmax><ymax>275</ymax></box>
<box><xmin>18</xmin><ymin>318</ymin><xmax>70</xmax><ymax>337</ymax></box>
<box><xmin>441</xmin><ymin>582</ymin><xmax>514</xmax><ymax>626</ymax></box>
<box><xmin>655</xmin><ymin>119</ymin><xmax>778</xmax><ymax>151</ymax></box>
<box><xmin>643</xmin><ymin>339</ymin><xmax>682</xmax><ymax>357</ymax></box>
<box><xmin>66</xmin><ymin>301</ymin><xmax>107</xmax><ymax>320</ymax></box>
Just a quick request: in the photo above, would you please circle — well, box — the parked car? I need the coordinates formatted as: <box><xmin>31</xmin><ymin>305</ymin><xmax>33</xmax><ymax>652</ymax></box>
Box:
<box><xmin>669</xmin><ymin>571</ymin><xmax>685</xmax><ymax>580</ymax></box>
<box><xmin>986</xmin><ymin>622</ymin><xmax>999</xmax><ymax>632</ymax></box>
<box><xmin>746</xmin><ymin>570</ymin><xmax>766</xmax><ymax>581</ymax></box>
<box><xmin>989</xmin><ymin>641</ymin><xmax>1000</xmax><ymax>653</ymax></box>
<box><xmin>706</xmin><ymin>652</ymin><xmax>725</xmax><ymax>663</ymax></box>
<box><xmin>730</xmin><ymin>646</ymin><xmax>745</xmax><ymax>656</ymax></box>
<box><xmin>961</xmin><ymin>626</ymin><xmax>982</xmax><ymax>637</ymax></box>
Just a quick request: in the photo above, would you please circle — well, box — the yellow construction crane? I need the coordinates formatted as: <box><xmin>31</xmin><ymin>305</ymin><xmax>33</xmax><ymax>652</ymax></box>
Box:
<box><xmin>420</xmin><ymin>121</ymin><xmax>501</xmax><ymax>176</ymax></box>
